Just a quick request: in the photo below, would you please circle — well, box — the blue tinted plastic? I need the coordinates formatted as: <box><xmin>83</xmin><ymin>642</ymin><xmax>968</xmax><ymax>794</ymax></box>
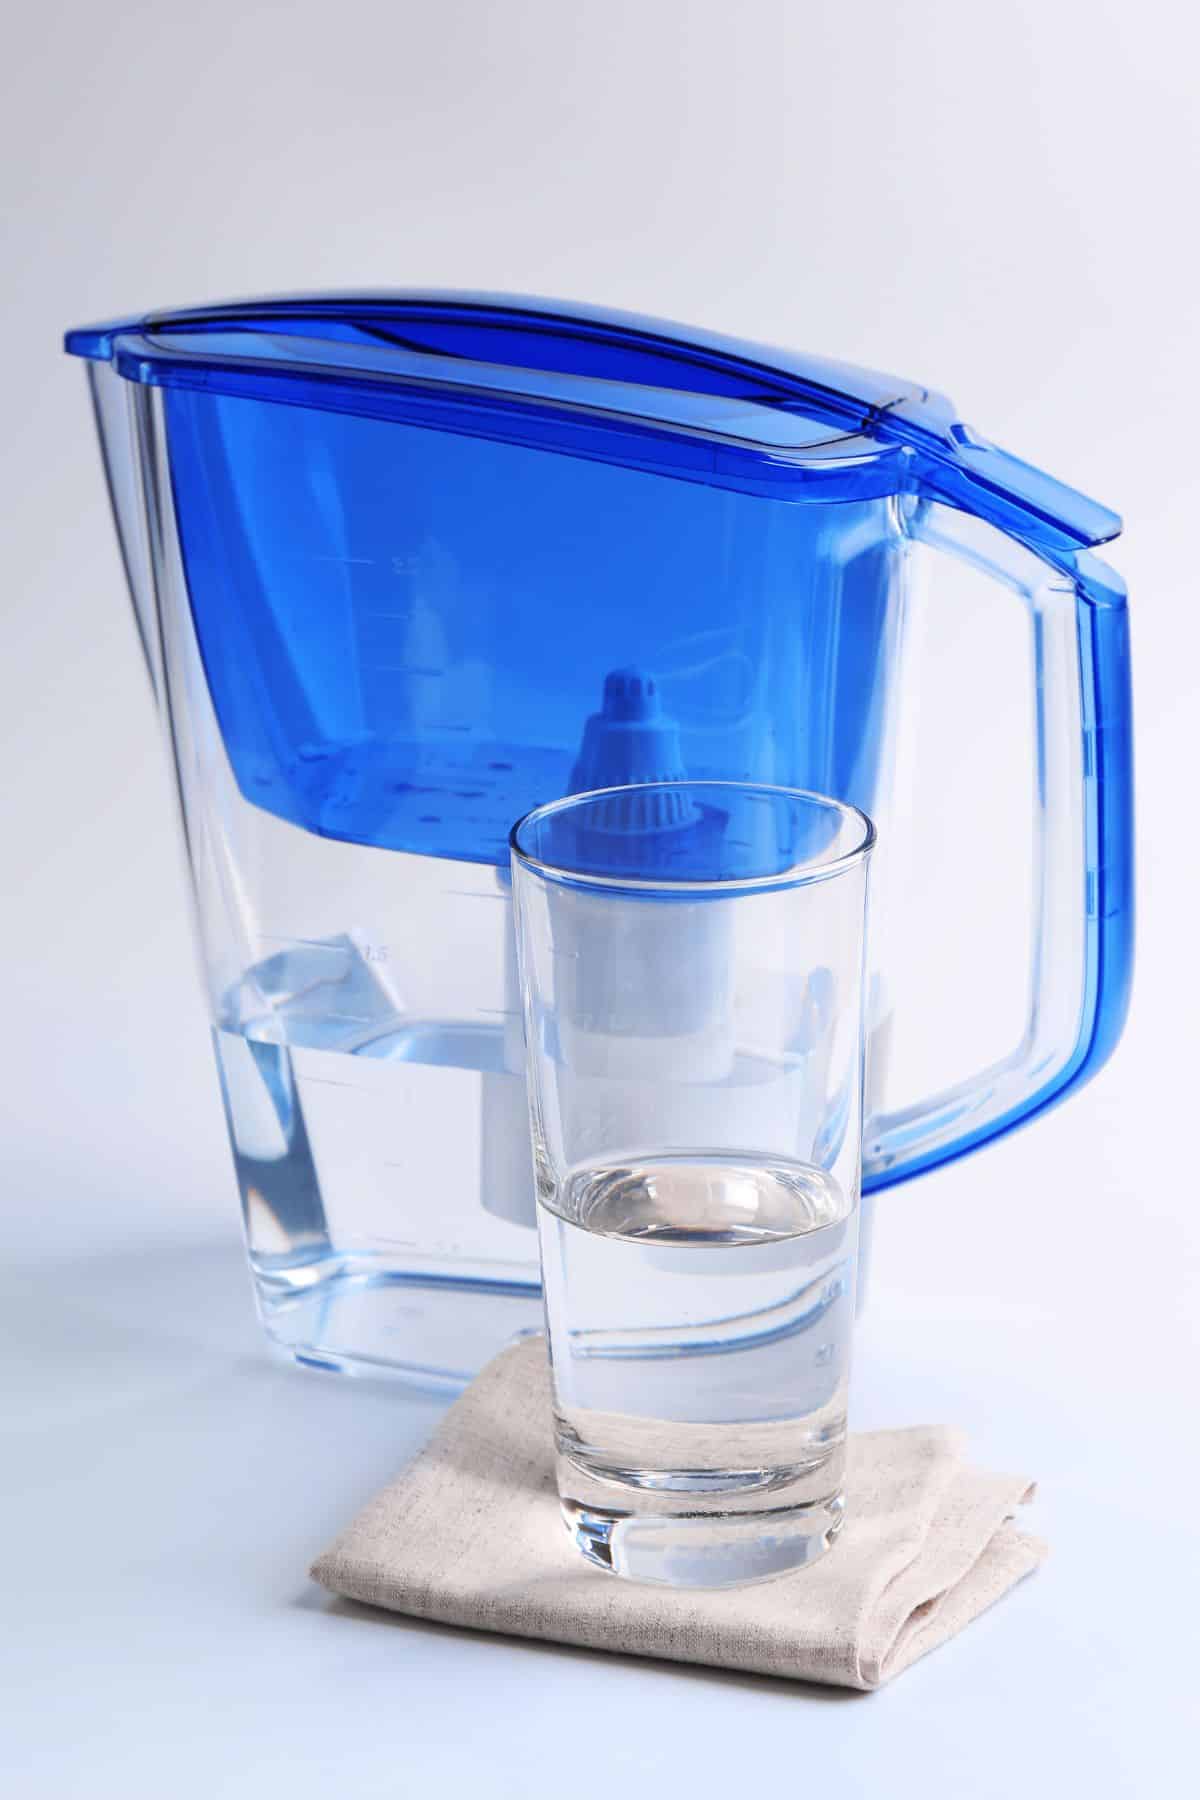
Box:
<box><xmin>1065</xmin><ymin>581</ymin><xmax>1135</xmax><ymax>1092</ymax></box>
<box><xmin>65</xmin><ymin>292</ymin><xmax>1119</xmax><ymax>549</ymax></box>
<box><xmin>161</xmin><ymin>382</ymin><xmax>904</xmax><ymax>867</ymax></box>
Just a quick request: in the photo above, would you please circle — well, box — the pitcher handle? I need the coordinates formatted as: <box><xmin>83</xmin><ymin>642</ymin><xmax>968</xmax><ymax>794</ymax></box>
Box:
<box><xmin>862</xmin><ymin>498</ymin><xmax>1134</xmax><ymax>1192</ymax></box>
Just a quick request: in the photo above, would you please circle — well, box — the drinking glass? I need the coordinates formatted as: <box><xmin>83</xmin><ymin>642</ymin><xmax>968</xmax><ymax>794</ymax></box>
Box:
<box><xmin>510</xmin><ymin>781</ymin><xmax>874</xmax><ymax>1587</ymax></box>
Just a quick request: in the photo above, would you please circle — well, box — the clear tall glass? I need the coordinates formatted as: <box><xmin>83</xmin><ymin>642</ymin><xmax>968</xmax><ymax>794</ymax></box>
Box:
<box><xmin>510</xmin><ymin>781</ymin><xmax>874</xmax><ymax>1587</ymax></box>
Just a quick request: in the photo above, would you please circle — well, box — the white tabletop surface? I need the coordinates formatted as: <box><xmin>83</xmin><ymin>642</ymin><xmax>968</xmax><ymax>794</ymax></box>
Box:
<box><xmin>5</xmin><ymin>1071</ymin><xmax>1194</xmax><ymax>1798</ymax></box>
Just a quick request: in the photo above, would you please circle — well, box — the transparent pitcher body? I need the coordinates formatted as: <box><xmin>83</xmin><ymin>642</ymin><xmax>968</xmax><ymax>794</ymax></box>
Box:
<box><xmin>70</xmin><ymin>296</ymin><xmax>1133</xmax><ymax>1383</ymax></box>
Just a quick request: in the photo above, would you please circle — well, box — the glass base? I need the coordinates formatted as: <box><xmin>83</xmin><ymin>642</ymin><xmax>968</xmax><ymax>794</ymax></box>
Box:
<box><xmin>557</xmin><ymin>1451</ymin><xmax>845</xmax><ymax>1587</ymax></box>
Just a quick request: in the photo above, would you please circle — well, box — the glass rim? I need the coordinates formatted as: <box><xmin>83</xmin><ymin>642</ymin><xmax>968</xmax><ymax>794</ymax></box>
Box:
<box><xmin>509</xmin><ymin>781</ymin><xmax>875</xmax><ymax>894</ymax></box>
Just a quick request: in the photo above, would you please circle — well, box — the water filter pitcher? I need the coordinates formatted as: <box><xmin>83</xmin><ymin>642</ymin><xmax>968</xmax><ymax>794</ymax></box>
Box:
<box><xmin>65</xmin><ymin>294</ymin><xmax>1133</xmax><ymax>1382</ymax></box>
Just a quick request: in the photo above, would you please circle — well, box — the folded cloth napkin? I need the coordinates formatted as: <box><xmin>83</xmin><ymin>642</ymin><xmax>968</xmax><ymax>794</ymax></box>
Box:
<box><xmin>312</xmin><ymin>1335</ymin><xmax>1046</xmax><ymax>1690</ymax></box>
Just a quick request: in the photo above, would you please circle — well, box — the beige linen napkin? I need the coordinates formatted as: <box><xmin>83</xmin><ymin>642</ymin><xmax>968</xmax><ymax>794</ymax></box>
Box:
<box><xmin>312</xmin><ymin>1334</ymin><xmax>1046</xmax><ymax>1690</ymax></box>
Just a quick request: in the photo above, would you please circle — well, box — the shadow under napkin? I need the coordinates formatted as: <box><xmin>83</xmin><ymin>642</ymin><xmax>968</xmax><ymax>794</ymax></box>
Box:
<box><xmin>311</xmin><ymin>1336</ymin><xmax>1045</xmax><ymax>1691</ymax></box>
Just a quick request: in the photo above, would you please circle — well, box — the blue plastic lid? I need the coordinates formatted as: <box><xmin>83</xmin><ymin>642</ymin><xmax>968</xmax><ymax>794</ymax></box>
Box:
<box><xmin>64</xmin><ymin>291</ymin><xmax>1121</xmax><ymax>552</ymax></box>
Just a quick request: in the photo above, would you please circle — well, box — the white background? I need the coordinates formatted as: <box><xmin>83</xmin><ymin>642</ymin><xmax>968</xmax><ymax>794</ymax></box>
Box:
<box><xmin>3</xmin><ymin>3</ymin><xmax>1198</xmax><ymax>1794</ymax></box>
